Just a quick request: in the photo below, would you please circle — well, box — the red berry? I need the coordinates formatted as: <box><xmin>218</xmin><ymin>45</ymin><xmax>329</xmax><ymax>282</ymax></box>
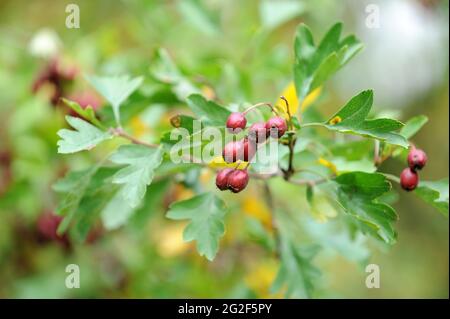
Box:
<box><xmin>226</xmin><ymin>112</ymin><xmax>247</xmax><ymax>133</ymax></box>
<box><xmin>37</xmin><ymin>212</ymin><xmax>70</xmax><ymax>246</ymax></box>
<box><xmin>400</xmin><ymin>168</ymin><xmax>419</xmax><ymax>191</ymax></box>
<box><xmin>248</xmin><ymin>122</ymin><xmax>269</xmax><ymax>143</ymax></box>
<box><xmin>266</xmin><ymin>116</ymin><xmax>287</xmax><ymax>138</ymax></box>
<box><xmin>243</xmin><ymin>138</ymin><xmax>257</xmax><ymax>162</ymax></box>
<box><xmin>216</xmin><ymin>168</ymin><xmax>233</xmax><ymax>191</ymax></box>
<box><xmin>222</xmin><ymin>140</ymin><xmax>244</xmax><ymax>163</ymax></box>
<box><xmin>227</xmin><ymin>170</ymin><xmax>249</xmax><ymax>193</ymax></box>
<box><xmin>407</xmin><ymin>148</ymin><xmax>427</xmax><ymax>171</ymax></box>
<box><xmin>69</xmin><ymin>91</ymin><xmax>103</xmax><ymax>110</ymax></box>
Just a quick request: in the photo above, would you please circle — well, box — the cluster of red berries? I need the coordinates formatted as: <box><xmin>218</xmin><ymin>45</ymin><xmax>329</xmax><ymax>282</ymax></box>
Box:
<box><xmin>400</xmin><ymin>146</ymin><xmax>427</xmax><ymax>191</ymax></box>
<box><xmin>215</xmin><ymin>111</ymin><xmax>287</xmax><ymax>193</ymax></box>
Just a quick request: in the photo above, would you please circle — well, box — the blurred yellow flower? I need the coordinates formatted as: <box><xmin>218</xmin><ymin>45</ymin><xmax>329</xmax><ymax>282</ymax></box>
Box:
<box><xmin>174</xmin><ymin>184</ymin><xmax>195</xmax><ymax>201</ymax></box>
<box><xmin>201</xmin><ymin>85</ymin><xmax>216</xmax><ymax>100</ymax></box>
<box><xmin>242</xmin><ymin>196</ymin><xmax>273</xmax><ymax>231</ymax></box>
<box><xmin>317</xmin><ymin>157</ymin><xmax>338</xmax><ymax>175</ymax></box>
<box><xmin>245</xmin><ymin>260</ymin><xmax>284</xmax><ymax>298</ymax></box>
<box><xmin>155</xmin><ymin>223</ymin><xmax>191</xmax><ymax>258</ymax></box>
<box><xmin>276</xmin><ymin>82</ymin><xmax>322</xmax><ymax>116</ymax></box>
<box><xmin>130</xmin><ymin>116</ymin><xmax>149</xmax><ymax>138</ymax></box>
<box><xmin>199</xmin><ymin>169</ymin><xmax>212</xmax><ymax>186</ymax></box>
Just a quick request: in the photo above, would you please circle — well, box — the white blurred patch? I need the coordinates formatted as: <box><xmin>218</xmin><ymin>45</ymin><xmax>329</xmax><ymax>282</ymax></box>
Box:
<box><xmin>28</xmin><ymin>28</ymin><xmax>62</xmax><ymax>59</ymax></box>
<box><xmin>336</xmin><ymin>0</ymin><xmax>449</xmax><ymax>108</ymax></box>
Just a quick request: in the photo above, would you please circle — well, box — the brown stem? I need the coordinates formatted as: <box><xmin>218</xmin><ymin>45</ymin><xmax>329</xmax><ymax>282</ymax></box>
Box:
<box><xmin>280</xmin><ymin>96</ymin><xmax>293</xmax><ymax>129</ymax></box>
<box><xmin>286</xmin><ymin>137</ymin><xmax>296</xmax><ymax>178</ymax></box>
<box><xmin>243</xmin><ymin>102</ymin><xmax>278</xmax><ymax>116</ymax></box>
<box><xmin>110</xmin><ymin>127</ymin><xmax>159</xmax><ymax>148</ymax></box>
<box><xmin>374</xmin><ymin>140</ymin><xmax>381</xmax><ymax>166</ymax></box>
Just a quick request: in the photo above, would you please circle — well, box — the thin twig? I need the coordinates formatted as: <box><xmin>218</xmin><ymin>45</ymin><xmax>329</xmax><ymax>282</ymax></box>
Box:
<box><xmin>279</xmin><ymin>96</ymin><xmax>297</xmax><ymax>180</ymax></box>
<box><xmin>243</xmin><ymin>102</ymin><xmax>278</xmax><ymax>116</ymax></box>
<box><xmin>383</xmin><ymin>173</ymin><xmax>401</xmax><ymax>184</ymax></box>
<box><xmin>110</xmin><ymin>127</ymin><xmax>159</xmax><ymax>148</ymax></box>
<box><xmin>374</xmin><ymin>140</ymin><xmax>381</xmax><ymax>166</ymax></box>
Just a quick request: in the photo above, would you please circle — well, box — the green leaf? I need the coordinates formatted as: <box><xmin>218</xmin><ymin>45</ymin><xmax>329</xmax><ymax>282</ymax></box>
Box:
<box><xmin>271</xmin><ymin>238</ymin><xmax>321</xmax><ymax>298</ymax></box>
<box><xmin>166</xmin><ymin>192</ymin><xmax>228</xmax><ymax>261</ymax></box>
<box><xmin>321</xmin><ymin>90</ymin><xmax>408</xmax><ymax>147</ymax></box>
<box><xmin>177</xmin><ymin>0</ymin><xmax>220</xmax><ymax>36</ymax></box>
<box><xmin>259</xmin><ymin>0</ymin><xmax>305</xmax><ymax>30</ymax></box>
<box><xmin>310</xmin><ymin>43</ymin><xmax>362</xmax><ymax>92</ymax></box>
<box><xmin>294</xmin><ymin>23</ymin><xmax>363</xmax><ymax>103</ymax></box>
<box><xmin>110</xmin><ymin>144</ymin><xmax>163</xmax><ymax>208</ymax></box>
<box><xmin>400</xmin><ymin>115</ymin><xmax>428</xmax><ymax>139</ymax></box>
<box><xmin>415</xmin><ymin>179</ymin><xmax>449</xmax><ymax>217</ymax></box>
<box><xmin>334</xmin><ymin>172</ymin><xmax>398</xmax><ymax>244</ymax></box>
<box><xmin>57</xmin><ymin>116</ymin><xmax>112</xmax><ymax>154</ymax></box>
<box><xmin>331</xmin><ymin>157</ymin><xmax>376</xmax><ymax>173</ymax></box>
<box><xmin>131</xmin><ymin>179</ymin><xmax>172</xmax><ymax>226</ymax></box>
<box><xmin>150</xmin><ymin>49</ymin><xmax>199</xmax><ymax>100</ymax></box>
<box><xmin>186</xmin><ymin>94</ymin><xmax>231</xmax><ymax>126</ymax></box>
<box><xmin>294</xmin><ymin>24</ymin><xmax>315</xmax><ymax>61</ymax></box>
<box><xmin>304</xmin><ymin>217</ymin><xmax>370</xmax><ymax>264</ymax></box>
<box><xmin>85</xmin><ymin>74</ymin><xmax>143</xmax><ymax>126</ymax></box>
<box><xmin>60</xmin><ymin>98</ymin><xmax>103</xmax><ymax>128</ymax></box>
<box><xmin>70</xmin><ymin>167</ymin><xmax>118</xmax><ymax>240</ymax></box>
<box><xmin>52</xmin><ymin>167</ymin><xmax>99</xmax><ymax>235</ymax></box>
<box><xmin>101</xmin><ymin>190</ymin><xmax>136</xmax><ymax>230</ymax></box>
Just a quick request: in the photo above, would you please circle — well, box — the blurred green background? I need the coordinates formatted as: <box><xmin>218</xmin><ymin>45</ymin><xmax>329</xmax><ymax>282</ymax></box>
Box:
<box><xmin>0</xmin><ymin>0</ymin><xmax>448</xmax><ymax>298</ymax></box>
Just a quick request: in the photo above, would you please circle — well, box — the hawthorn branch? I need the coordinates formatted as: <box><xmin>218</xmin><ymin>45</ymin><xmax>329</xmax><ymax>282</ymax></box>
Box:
<box><xmin>110</xmin><ymin>127</ymin><xmax>329</xmax><ymax>186</ymax></box>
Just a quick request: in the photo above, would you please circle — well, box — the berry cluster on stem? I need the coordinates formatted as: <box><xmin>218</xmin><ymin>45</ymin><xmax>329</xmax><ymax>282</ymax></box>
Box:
<box><xmin>400</xmin><ymin>145</ymin><xmax>427</xmax><ymax>191</ymax></box>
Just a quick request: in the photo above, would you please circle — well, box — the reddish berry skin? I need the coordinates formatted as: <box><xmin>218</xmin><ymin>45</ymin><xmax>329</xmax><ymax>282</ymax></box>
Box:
<box><xmin>400</xmin><ymin>168</ymin><xmax>419</xmax><ymax>191</ymax></box>
<box><xmin>67</xmin><ymin>91</ymin><xmax>103</xmax><ymax>118</ymax></box>
<box><xmin>248</xmin><ymin>122</ymin><xmax>269</xmax><ymax>143</ymax></box>
<box><xmin>226</xmin><ymin>112</ymin><xmax>247</xmax><ymax>133</ymax></box>
<box><xmin>408</xmin><ymin>148</ymin><xmax>427</xmax><ymax>171</ymax></box>
<box><xmin>227</xmin><ymin>170</ymin><xmax>249</xmax><ymax>193</ymax></box>
<box><xmin>222</xmin><ymin>140</ymin><xmax>245</xmax><ymax>163</ymax></box>
<box><xmin>266</xmin><ymin>116</ymin><xmax>287</xmax><ymax>138</ymax></box>
<box><xmin>243</xmin><ymin>138</ymin><xmax>257</xmax><ymax>162</ymax></box>
<box><xmin>37</xmin><ymin>212</ymin><xmax>70</xmax><ymax>246</ymax></box>
<box><xmin>216</xmin><ymin>168</ymin><xmax>233</xmax><ymax>191</ymax></box>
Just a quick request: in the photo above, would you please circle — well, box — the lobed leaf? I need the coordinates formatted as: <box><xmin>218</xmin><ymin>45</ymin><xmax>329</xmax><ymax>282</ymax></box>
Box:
<box><xmin>415</xmin><ymin>179</ymin><xmax>449</xmax><ymax>217</ymax></box>
<box><xmin>110</xmin><ymin>144</ymin><xmax>163</xmax><ymax>208</ymax></box>
<box><xmin>186</xmin><ymin>94</ymin><xmax>231</xmax><ymax>126</ymax></box>
<box><xmin>294</xmin><ymin>23</ymin><xmax>363</xmax><ymax>103</ymax></box>
<box><xmin>166</xmin><ymin>192</ymin><xmax>227</xmax><ymax>261</ymax></box>
<box><xmin>60</xmin><ymin>98</ymin><xmax>103</xmax><ymax>128</ymax></box>
<box><xmin>85</xmin><ymin>74</ymin><xmax>143</xmax><ymax>126</ymax></box>
<box><xmin>271</xmin><ymin>238</ymin><xmax>321</xmax><ymax>298</ymax></box>
<box><xmin>334</xmin><ymin>172</ymin><xmax>398</xmax><ymax>244</ymax></box>
<box><xmin>314</xmin><ymin>90</ymin><xmax>408</xmax><ymax>147</ymax></box>
<box><xmin>57</xmin><ymin>116</ymin><xmax>112</xmax><ymax>154</ymax></box>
